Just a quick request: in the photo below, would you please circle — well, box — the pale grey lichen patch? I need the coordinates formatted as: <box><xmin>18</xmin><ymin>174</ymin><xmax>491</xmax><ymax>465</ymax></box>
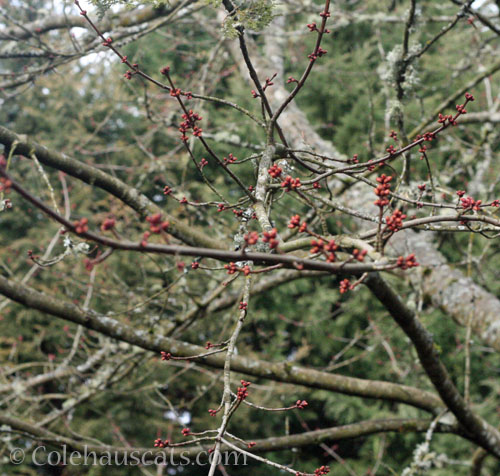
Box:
<box><xmin>95</xmin><ymin>315</ymin><xmax>126</xmax><ymax>338</ymax></box>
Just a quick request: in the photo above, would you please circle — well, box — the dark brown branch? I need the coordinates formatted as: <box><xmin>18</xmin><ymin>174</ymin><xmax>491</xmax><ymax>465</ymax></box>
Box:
<box><xmin>365</xmin><ymin>272</ymin><xmax>500</xmax><ymax>459</ymax></box>
<box><xmin>0</xmin><ymin>413</ymin><xmax>460</xmax><ymax>459</ymax></box>
<box><xmin>450</xmin><ymin>0</ymin><xmax>500</xmax><ymax>36</ymax></box>
<box><xmin>0</xmin><ymin>125</ymin><xmax>222</xmax><ymax>250</ymax></box>
<box><xmin>0</xmin><ymin>274</ymin><xmax>443</xmax><ymax>412</ymax></box>
<box><xmin>0</xmin><ymin>167</ymin><xmax>400</xmax><ymax>275</ymax></box>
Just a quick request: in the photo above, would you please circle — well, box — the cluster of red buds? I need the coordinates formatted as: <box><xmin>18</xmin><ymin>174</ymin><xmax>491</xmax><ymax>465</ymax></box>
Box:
<box><xmin>307</xmin><ymin>5</ymin><xmax>331</xmax><ymax>32</ymax></box>
<box><xmin>247</xmin><ymin>441</ymin><xmax>256</xmax><ymax>448</ymax></box>
<box><xmin>352</xmin><ymin>249</ymin><xmax>367</xmax><ymax>262</ymax></box>
<box><xmin>224</xmin><ymin>262</ymin><xmax>239</xmax><ymax>274</ymax></box>
<box><xmin>263</xmin><ymin>73</ymin><xmax>277</xmax><ymax>91</ymax></box>
<box><xmin>191</xmin><ymin>261</ymin><xmax>199</xmax><ymax>269</ymax></box>
<box><xmin>141</xmin><ymin>231</ymin><xmax>150</xmax><ymax>247</ymax></box>
<box><xmin>339</xmin><ymin>279</ymin><xmax>353</xmax><ymax>294</ymax></box>
<box><xmin>123</xmin><ymin>63</ymin><xmax>139</xmax><ymax>80</ymax></box>
<box><xmin>178</xmin><ymin>109</ymin><xmax>202</xmax><ymax>142</ymax></box>
<box><xmin>217</xmin><ymin>203</ymin><xmax>226</xmax><ymax>212</ymax></box>
<box><xmin>237</xmin><ymin>380</ymin><xmax>251</xmax><ymax>400</ymax></box>
<box><xmin>237</xmin><ymin>387</ymin><xmax>249</xmax><ymax>400</ymax></box>
<box><xmin>288</xmin><ymin>214</ymin><xmax>302</xmax><ymax>229</ymax></box>
<box><xmin>199</xmin><ymin>158</ymin><xmax>208</xmax><ymax>169</ymax></box>
<box><xmin>386</xmin><ymin>145</ymin><xmax>396</xmax><ymax>155</ymax></box>
<box><xmin>181</xmin><ymin>428</ymin><xmax>191</xmax><ymax>437</ymax></box>
<box><xmin>163</xmin><ymin>185</ymin><xmax>172</xmax><ymax>195</ymax></box>
<box><xmin>208</xmin><ymin>408</ymin><xmax>218</xmax><ymax>416</ymax></box>
<box><xmin>100</xmin><ymin>217</ymin><xmax>116</xmax><ymax>232</ymax></box>
<box><xmin>348</xmin><ymin>153</ymin><xmax>359</xmax><ymax>164</ymax></box>
<box><xmin>310</xmin><ymin>239</ymin><xmax>338</xmax><ymax>262</ymax></box>
<box><xmin>396</xmin><ymin>254</ymin><xmax>419</xmax><ymax>270</ymax></box>
<box><xmin>295</xmin><ymin>400</ymin><xmax>308</xmax><ymax>409</ymax></box>
<box><xmin>374</xmin><ymin>174</ymin><xmax>392</xmax><ymax>208</ymax></box>
<box><xmin>239</xmin><ymin>301</ymin><xmax>248</xmax><ymax>310</ymax></box>
<box><xmin>418</xmin><ymin>144</ymin><xmax>428</xmax><ymax>160</ymax></box>
<box><xmin>325</xmin><ymin>240</ymin><xmax>339</xmax><ymax>255</ymax></box>
<box><xmin>415</xmin><ymin>132</ymin><xmax>435</xmax><ymax>144</ymax></box>
<box><xmin>73</xmin><ymin>218</ymin><xmax>88</xmax><ymax>234</ymax></box>
<box><xmin>289</xmin><ymin>214</ymin><xmax>310</xmax><ymax>229</ymax></box>
<box><xmin>268</xmin><ymin>164</ymin><xmax>282</xmax><ymax>178</ymax></box>
<box><xmin>244</xmin><ymin>231</ymin><xmax>259</xmax><ymax>245</ymax></box>
<box><xmin>460</xmin><ymin>196</ymin><xmax>482</xmax><ymax>211</ymax></box>
<box><xmin>437</xmin><ymin>113</ymin><xmax>457</xmax><ymax>126</ymax></box>
<box><xmin>262</xmin><ymin>228</ymin><xmax>279</xmax><ymax>249</ymax></box>
<box><xmin>160</xmin><ymin>351</ymin><xmax>172</xmax><ymax>361</ymax></box>
<box><xmin>281</xmin><ymin>176</ymin><xmax>302</xmax><ymax>192</ymax></box>
<box><xmin>294</xmin><ymin>467</ymin><xmax>330</xmax><ymax>476</ymax></box>
<box><xmin>154</xmin><ymin>438</ymin><xmax>170</xmax><ymax>448</ymax></box>
<box><xmin>314</xmin><ymin>466</ymin><xmax>330</xmax><ymax>475</ymax></box>
<box><xmin>308</xmin><ymin>47</ymin><xmax>327</xmax><ymax>61</ymax></box>
<box><xmin>224</xmin><ymin>153</ymin><xmax>237</xmax><ymax>165</ymax></box>
<box><xmin>0</xmin><ymin>177</ymin><xmax>12</xmax><ymax>193</ymax></box>
<box><xmin>146</xmin><ymin>213</ymin><xmax>169</xmax><ymax>234</ymax></box>
<box><xmin>386</xmin><ymin>209</ymin><xmax>407</xmax><ymax>232</ymax></box>
<box><xmin>310</xmin><ymin>239</ymin><xmax>324</xmax><ymax>254</ymax></box>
